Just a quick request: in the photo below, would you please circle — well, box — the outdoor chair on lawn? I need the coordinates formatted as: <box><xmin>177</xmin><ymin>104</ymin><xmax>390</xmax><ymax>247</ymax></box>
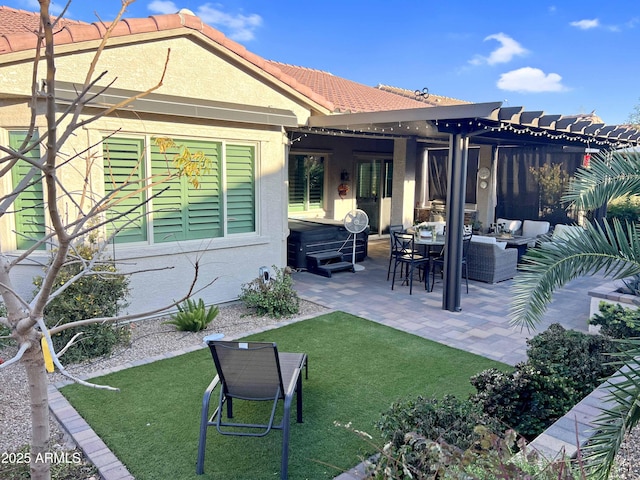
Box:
<box><xmin>196</xmin><ymin>340</ymin><xmax>308</xmax><ymax>479</ymax></box>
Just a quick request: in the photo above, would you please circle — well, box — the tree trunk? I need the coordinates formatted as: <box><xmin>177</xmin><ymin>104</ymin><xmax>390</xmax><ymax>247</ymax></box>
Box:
<box><xmin>24</xmin><ymin>340</ymin><xmax>51</xmax><ymax>480</ymax></box>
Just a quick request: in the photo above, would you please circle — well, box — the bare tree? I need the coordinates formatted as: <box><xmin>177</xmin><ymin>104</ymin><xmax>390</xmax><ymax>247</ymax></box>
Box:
<box><xmin>0</xmin><ymin>2</ymin><xmax>212</xmax><ymax>478</ymax></box>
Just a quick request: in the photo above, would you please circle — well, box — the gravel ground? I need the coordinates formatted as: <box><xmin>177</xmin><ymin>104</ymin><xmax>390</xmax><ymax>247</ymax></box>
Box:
<box><xmin>2</xmin><ymin>299</ymin><xmax>640</xmax><ymax>479</ymax></box>
<box><xmin>0</xmin><ymin>299</ymin><xmax>329</xmax><ymax>455</ymax></box>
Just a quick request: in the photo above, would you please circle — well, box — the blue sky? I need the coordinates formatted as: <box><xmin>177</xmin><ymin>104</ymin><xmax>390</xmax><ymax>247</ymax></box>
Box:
<box><xmin>8</xmin><ymin>0</ymin><xmax>640</xmax><ymax>125</ymax></box>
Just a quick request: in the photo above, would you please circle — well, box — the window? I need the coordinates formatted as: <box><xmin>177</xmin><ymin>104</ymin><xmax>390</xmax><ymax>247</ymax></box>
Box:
<box><xmin>104</xmin><ymin>136</ymin><xmax>256</xmax><ymax>244</ymax></box>
<box><xmin>9</xmin><ymin>131</ymin><xmax>45</xmax><ymax>250</ymax></box>
<box><xmin>103</xmin><ymin>137</ymin><xmax>147</xmax><ymax>243</ymax></box>
<box><xmin>288</xmin><ymin>154</ymin><xmax>324</xmax><ymax>212</ymax></box>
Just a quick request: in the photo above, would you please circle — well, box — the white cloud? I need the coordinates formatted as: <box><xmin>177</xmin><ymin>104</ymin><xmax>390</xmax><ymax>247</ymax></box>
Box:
<box><xmin>147</xmin><ymin>2</ymin><xmax>262</xmax><ymax>41</ymax></box>
<box><xmin>147</xmin><ymin>1</ymin><xmax>178</xmax><ymax>15</ymax></box>
<box><xmin>469</xmin><ymin>33</ymin><xmax>528</xmax><ymax>66</ymax></box>
<box><xmin>570</xmin><ymin>18</ymin><xmax>600</xmax><ymax>30</ymax></box>
<box><xmin>22</xmin><ymin>0</ymin><xmax>64</xmax><ymax>16</ymax></box>
<box><xmin>195</xmin><ymin>4</ymin><xmax>262</xmax><ymax>42</ymax></box>
<box><xmin>497</xmin><ymin>67</ymin><xmax>568</xmax><ymax>93</ymax></box>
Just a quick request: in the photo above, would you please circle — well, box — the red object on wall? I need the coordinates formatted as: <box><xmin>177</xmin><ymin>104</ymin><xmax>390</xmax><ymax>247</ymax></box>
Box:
<box><xmin>583</xmin><ymin>153</ymin><xmax>591</xmax><ymax>167</ymax></box>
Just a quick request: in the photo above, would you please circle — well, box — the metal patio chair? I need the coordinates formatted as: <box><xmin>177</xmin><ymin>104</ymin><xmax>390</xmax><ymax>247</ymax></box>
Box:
<box><xmin>391</xmin><ymin>231</ymin><xmax>430</xmax><ymax>294</ymax></box>
<box><xmin>196</xmin><ymin>341</ymin><xmax>308</xmax><ymax>479</ymax></box>
<box><xmin>387</xmin><ymin>224</ymin><xmax>405</xmax><ymax>281</ymax></box>
<box><xmin>431</xmin><ymin>232</ymin><xmax>472</xmax><ymax>293</ymax></box>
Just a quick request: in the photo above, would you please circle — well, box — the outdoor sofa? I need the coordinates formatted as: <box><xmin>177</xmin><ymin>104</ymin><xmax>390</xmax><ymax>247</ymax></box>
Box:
<box><xmin>466</xmin><ymin>236</ymin><xmax>518</xmax><ymax>284</ymax></box>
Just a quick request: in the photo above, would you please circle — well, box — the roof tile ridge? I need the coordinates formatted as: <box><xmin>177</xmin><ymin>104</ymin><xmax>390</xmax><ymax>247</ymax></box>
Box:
<box><xmin>3</xmin><ymin>30</ymin><xmax>40</xmax><ymax>53</ymax></box>
<box><xmin>268</xmin><ymin>60</ymin><xmax>334</xmax><ymax>76</ymax></box>
<box><xmin>376</xmin><ymin>84</ymin><xmax>465</xmax><ymax>101</ymax></box>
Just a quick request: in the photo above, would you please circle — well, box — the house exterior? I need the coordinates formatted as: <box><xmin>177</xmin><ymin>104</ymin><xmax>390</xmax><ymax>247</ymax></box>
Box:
<box><xmin>1</xmin><ymin>6</ymin><xmax>638</xmax><ymax>313</ymax></box>
<box><xmin>0</xmin><ymin>7</ymin><xmax>333</xmax><ymax>312</ymax></box>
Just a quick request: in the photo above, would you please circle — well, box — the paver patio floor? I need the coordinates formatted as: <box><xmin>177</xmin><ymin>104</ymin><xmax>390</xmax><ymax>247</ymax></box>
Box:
<box><xmin>292</xmin><ymin>237</ymin><xmax>603</xmax><ymax>366</ymax></box>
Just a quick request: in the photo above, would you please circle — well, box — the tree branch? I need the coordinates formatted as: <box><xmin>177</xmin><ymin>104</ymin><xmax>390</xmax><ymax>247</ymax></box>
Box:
<box><xmin>37</xmin><ymin>318</ymin><xmax>119</xmax><ymax>391</ymax></box>
<box><xmin>0</xmin><ymin>341</ymin><xmax>31</xmax><ymax>369</ymax></box>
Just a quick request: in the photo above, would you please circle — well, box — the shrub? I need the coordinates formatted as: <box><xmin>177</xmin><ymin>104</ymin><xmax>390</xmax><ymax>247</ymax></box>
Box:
<box><xmin>606</xmin><ymin>195</ymin><xmax>640</xmax><ymax>224</ymax></box>
<box><xmin>527</xmin><ymin>323</ymin><xmax>617</xmax><ymax>392</ymax></box>
<box><xmin>470</xmin><ymin>365</ymin><xmax>574</xmax><ymax>439</ymax></box>
<box><xmin>33</xmin><ymin>242</ymin><xmax>131</xmax><ymax>363</ymax></box>
<box><xmin>471</xmin><ymin>324</ymin><xmax>618</xmax><ymax>439</ymax></box>
<box><xmin>239</xmin><ymin>266</ymin><xmax>300</xmax><ymax>318</ymax></box>
<box><xmin>376</xmin><ymin>395</ymin><xmax>503</xmax><ymax>454</ymax></box>
<box><xmin>163</xmin><ymin>298</ymin><xmax>219</xmax><ymax>332</ymax></box>
<box><xmin>590</xmin><ymin>302</ymin><xmax>640</xmax><ymax>338</ymax></box>
<box><xmin>0</xmin><ymin>302</ymin><xmax>10</xmax><ymax>349</ymax></box>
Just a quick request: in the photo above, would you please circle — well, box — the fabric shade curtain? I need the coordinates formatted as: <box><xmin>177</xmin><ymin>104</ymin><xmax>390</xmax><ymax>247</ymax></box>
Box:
<box><xmin>495</xmin><ymin>146</ymin><xmax>582</xmax><ymax>223</ymax></box>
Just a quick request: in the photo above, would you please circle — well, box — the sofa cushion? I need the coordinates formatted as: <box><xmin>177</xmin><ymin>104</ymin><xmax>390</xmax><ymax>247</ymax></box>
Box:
<box><xmin>522</xmin><ymin>220</ymin><xmax>550</xmax><ymax>238</ymax></box>
<box><xmin>496</xmin><ymin>218</ymin><xmax>522</xmax><ymax>234</ymax></box>
<box><xmin>471</xmin><ymin>235</ymin><xmax>496</xmax><ymax>245</ymax></box>
<box><xmin>552</xmin><ymin>224</ymin><xmax>583</xmax><ymax>241</ymax></box>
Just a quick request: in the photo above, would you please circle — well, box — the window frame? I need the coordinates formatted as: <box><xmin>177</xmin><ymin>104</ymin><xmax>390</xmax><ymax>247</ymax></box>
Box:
<box><xmin>8</xmin><ymin>129</ymin><xmax>46</xmax><ymax>250</ymax></box>
<box><xmin>103</xmin><ymin>134</ymin><xmax>258</xmax><ymax>246</ymax></box>
<box><xmin>288</xmin><ymin>150</ymin><xmax>328</xmax><ymax>214</ymax></box>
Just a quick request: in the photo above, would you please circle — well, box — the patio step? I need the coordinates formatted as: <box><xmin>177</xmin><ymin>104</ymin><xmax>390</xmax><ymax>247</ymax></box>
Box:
<box><xmin>306</xmin><ymin>251</ymin><xmax>354</xmax><ymax>277</ymax></box>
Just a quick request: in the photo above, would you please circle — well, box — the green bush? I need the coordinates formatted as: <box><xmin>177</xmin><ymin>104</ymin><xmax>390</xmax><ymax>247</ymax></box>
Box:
<box><xmin>0</xmin><ymin>302</ymin><xmax>10</xmax><ymax>349</ymax></box>
<box><xmin>606</xmin><ymin>196</ymin><xmax>640</xmax><ymax>224</ymax></box>
<box><xmin>471</xmin><ymin>324</ymin><xmax>617</xmax><ymax>439</ymax></box>
<box><xmin>470</xmin><ymin>365</ymin><xmax>574</xmax><ymax>439</ymax></box>
<box><xmin>239</xmin><ymin>266</ymin><xmax>300</xmax><ymax>318</ymax></box>
<box><xmin>590</xmin><ymin>302</ymin><xmax>640</xmax><ymax>338</ymax></box>
<box><xmin>527</xmin><ymin>323</ymin><xmax>617</xmax><ymax>393</ymax></box>
<box><xmin>376</xmin><ymin>395</ymin><xmax>503</xmax><ymax>454</ymax></box>
<box><xmin>33</xmin><ymin>242</ymin><xmax>131</xmax><ymax>363</ymax></box>
<box><xmin>163</xmin><ymin>298</ymin><xmax>219</xmax><ymax>332</ymax></box>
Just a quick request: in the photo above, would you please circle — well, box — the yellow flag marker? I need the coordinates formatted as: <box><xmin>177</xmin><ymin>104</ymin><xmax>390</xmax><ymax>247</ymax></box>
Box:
<box><xmin>41</xmin><ymin>336</ymin><xmax>54</xmax><ymax>373</ymax></box>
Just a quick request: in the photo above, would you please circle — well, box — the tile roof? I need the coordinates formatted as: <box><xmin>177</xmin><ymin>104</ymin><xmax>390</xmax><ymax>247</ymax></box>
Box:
<box><xmin>267</xmin><ymin>61</ymin><xmax>429</xmax><ymax>113</ymax></box>
<box><xmin>0</xmin><ymin>7</ymin><xmax>335</xmax><ymax>112</ymax></box>
<box><xmin>0</xmin><ymin>6</ymin><xmax>87</xmax><ymax>35</ymax></box>
<box><xmin>0</xmin><ymin>7</ymin><xmax>491</xmax><ymax>116</ymax></box>
<box><xmin>376</xmin><ymin>84</ymin><xmax>470</xmax><ymax>108</ymax></box>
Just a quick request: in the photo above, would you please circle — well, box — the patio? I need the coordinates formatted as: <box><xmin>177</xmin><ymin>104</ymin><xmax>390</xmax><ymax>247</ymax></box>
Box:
<box><xmin>293</xmin><ymin>236</ymin><xmax>605</xmax><ymax>366</ymax></box>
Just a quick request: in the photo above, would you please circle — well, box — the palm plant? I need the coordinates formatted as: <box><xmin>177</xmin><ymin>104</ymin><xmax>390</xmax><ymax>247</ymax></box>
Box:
<box><xmin>511</xmin><ymin>149</ymin><xmax>640</xmax><ymax>480</ymax></box>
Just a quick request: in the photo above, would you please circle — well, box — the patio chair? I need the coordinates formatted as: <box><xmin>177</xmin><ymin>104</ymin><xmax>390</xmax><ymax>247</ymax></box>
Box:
<box><xmin>430</xmin><ymin>233</ymin><xmax>471</xmax><ymax>293</ymax></box>
<box><xmin>387</xmin><ymin>224</ymin><xmax>405</xmax><ymax>281</ymax></box>
<box><xmin>196</xmin><ymin>341</ymin><xmax>308</xmax><ymax>479</ymax></box>
<box><xmin>391</xmin><ymin>232</ymin><xmax>430</xmax><ymax>294</ymax></box>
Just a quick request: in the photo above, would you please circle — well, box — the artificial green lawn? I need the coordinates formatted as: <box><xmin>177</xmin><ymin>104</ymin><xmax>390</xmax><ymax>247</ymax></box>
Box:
<box><xmin>60</xmin><ymin>312</ymin><xmax>507</xmax><ymax>479</ymax></box>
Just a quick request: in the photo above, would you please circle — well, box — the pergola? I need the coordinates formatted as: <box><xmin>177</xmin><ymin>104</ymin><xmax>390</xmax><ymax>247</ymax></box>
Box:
<box><xmin>305</xmin><ymin>102</ymin><xmax>640</xmax><ymax>311</ymax></box>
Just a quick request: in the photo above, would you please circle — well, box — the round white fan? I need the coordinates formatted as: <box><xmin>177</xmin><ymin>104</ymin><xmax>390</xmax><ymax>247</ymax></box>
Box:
<box><xmin>343</xmin><ymin>209</ymin><xmax>369</xmax><ymax>271</ymax></box>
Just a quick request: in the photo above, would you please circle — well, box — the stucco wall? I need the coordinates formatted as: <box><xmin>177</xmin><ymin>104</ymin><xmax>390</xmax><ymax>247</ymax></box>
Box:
<box><xmin>0</xmin><ymin>32</ymin><xmax>311</xmax><ymax>314</ymax></box>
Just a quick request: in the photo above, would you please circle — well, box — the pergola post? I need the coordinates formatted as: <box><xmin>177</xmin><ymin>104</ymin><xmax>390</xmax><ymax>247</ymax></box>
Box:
<box><xmin>442</xmin><ymin>132</ymin><xmax>469</xmax><ymax>312</ymax></box>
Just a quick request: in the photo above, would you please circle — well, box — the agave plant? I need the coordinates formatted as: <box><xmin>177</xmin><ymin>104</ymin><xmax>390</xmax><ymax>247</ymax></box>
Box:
<box><xmin>164</xmin><ymin>298</ymin><xmax>219</xmax><ymax>332</ymax></box>
<box><xmin>511</xmin><ymin>149</ymin><xmax>640</xmax><ymax>480</ymax></box>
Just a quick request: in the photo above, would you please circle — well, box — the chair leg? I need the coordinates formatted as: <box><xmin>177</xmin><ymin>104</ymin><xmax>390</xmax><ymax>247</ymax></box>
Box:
<box><xmin>196</xmin><ymin>376</ymin><xmax>219</xmax><ymax>475</ymax></box>
<box><xmin>391</xmin><ymin>259</ymin><xmax>399</xmax><ymax>290</ymax></box>
<box><xmin>387</xmin><ymin>255</ymin><xmax>393</xmax><ymax>281</ymax></box>
<box><xmin>281</xmin><ymin>395</ymin><xmax>293</xmax><ymax>479</ymax></box>
<box><xmin>464</xmin><ymin>263</ymin><xmax>469</xmax><ymax>293</ymax></box>
<box><xmin>296</xmin><ymin>373</ymin><xmax>303</xmax><ymax>423</ymax></box>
